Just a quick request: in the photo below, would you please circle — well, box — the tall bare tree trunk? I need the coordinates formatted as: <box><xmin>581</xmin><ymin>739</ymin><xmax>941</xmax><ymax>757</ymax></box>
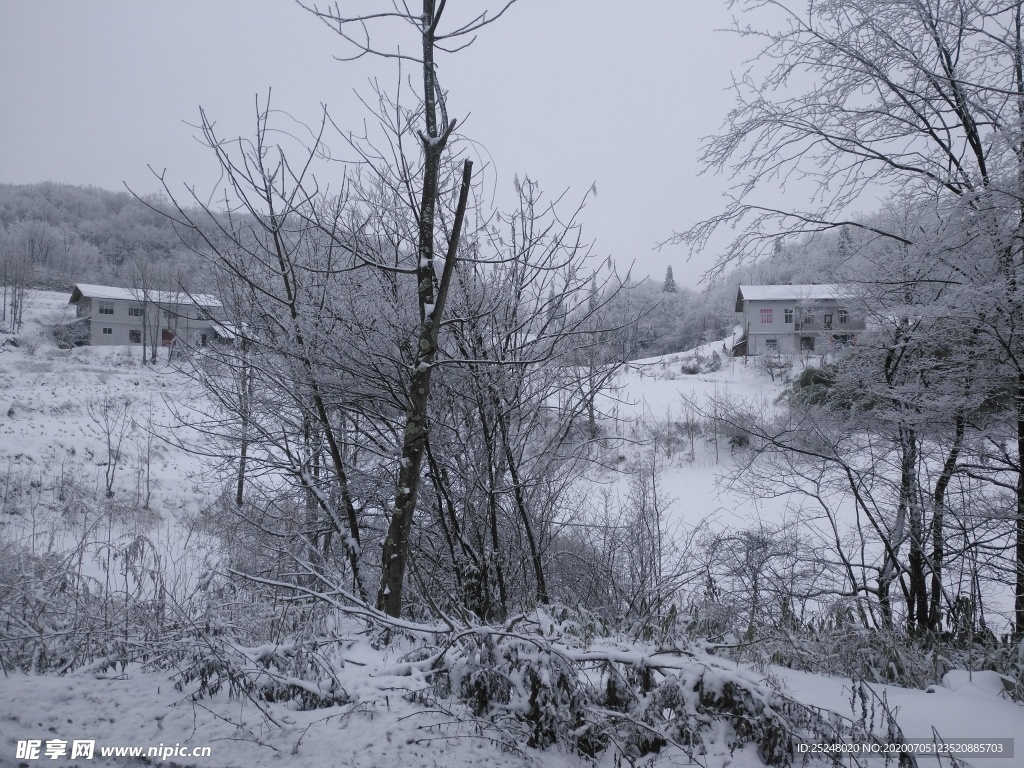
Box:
<box><xmin>1016</xmin><ymin>380</ymin><xmax>1024</xmax><ymax>634</ymax></box>
<box><xmin>377</xmin><ymin>157</ymin><xmax>473</xmax><ymax>617</ymax></box>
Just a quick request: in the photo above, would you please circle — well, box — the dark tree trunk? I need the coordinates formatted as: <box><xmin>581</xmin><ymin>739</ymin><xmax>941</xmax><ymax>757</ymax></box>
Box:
<box><xmin>929</xmin><ymin>411</ymin><xmax>964</xmax><ymax>630</ymax></box>
<box><xmin>1016</xmin><ymin>378</ymin><xmax>1024</xmax><ymax>635</ymax></box>
<box><xmin>904</xmin><ymin>428</ymin><xmax>929</xmax><ymax>633</ymax></box>
<box><xmin>377</xmin><ymin>157</ymin><xmax>473</xmax><ymax>617</ymax></box>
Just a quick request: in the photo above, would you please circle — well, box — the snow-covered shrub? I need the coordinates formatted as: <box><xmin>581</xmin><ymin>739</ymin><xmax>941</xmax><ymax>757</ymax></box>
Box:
<box><xmin>758</xmin><ymin>352</ymin><xmax>792</xmax><ymax>382</ymax></box>
<box><xmin>728</xmin><ymin>432</ymin><xmax>750</xmax><ymax>449</ymax></box>
<box><xmin>0</xmin><ymin>540</ymin><xmax>113</xmax><ymax>673</ymax></box>
<box><xmin>715</xmin><ymin>407</ymin><xmax>758</xmax><ymax>452</ymax></box>
<box><xmin>678</xmin><ymin>351</ymin><xmax>724</xmax><ymax>376</ymax></box>
<box><xmin>433</xmin><ymin>615</ymin><xmax>884</xmax><ymax>766</ymax></box>
<box><xmin>789</xmin><ymin>364</ymin><xmax>836</xmax><ymax>405</ymax></box>
<box><xmin>633</xmin><ymin>666</ymin><xmax>793</xmax><ymax>764</ymax></box>
<box><xmin>646</xmin><ymin>416</ymin><xmax>690</xmax><ymax>459</ymax></box>
<box><xmin>175</xmin><ymin>631</ymin><xmax>350</xmax><ymax>710</ymax></box>
<box><xmin>0</xmin><ymin>469</ymin><xmax>350</xmax><ymax>711</ymax></box>
<box><xmin>708</xmin><ymin>610</ymin><xmax>1024</xmax><ymax>704</ymax></box>
<box><xmin>453</xmin><ymin>632</ymin><xmax>513</xmax><ymax>716</ymax></box>
<box><xmin>112</xmin><ymin>346</ymin><xmax>136</xmax><ymax>367</ymax></box>
<box><xmin>448</xmin><ymin>630</ymin><xmax>593</xmax><ymax>751</ymax></box>
<box><xmin>21</xmin><ymin>329</ymin><xmax>45</xmax><ymax>356</ymax></box>
<box><xmin>0</xmin><ymin>522</ymin><xmax>181</xmax><ymax>675</ymax></box>
<box><xmin>679</xmin><ymin>358</ymin><xmax>702</xmax><ymax>375</ymax></box>
<box><xmin>169</xmin><ymin>572</ymin><xmax>352</xmax><ymax>710</ymax></box>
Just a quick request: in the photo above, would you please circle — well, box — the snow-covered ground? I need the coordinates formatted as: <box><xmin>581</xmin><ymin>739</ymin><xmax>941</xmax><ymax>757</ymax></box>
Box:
<box><xmin>1</xmin><ymin>290</ymin><xmax>216</xmax><ymax>512</ymax></box>
<box><xmin>776</xmin><ymin>667</ymin><xmax>1023</xmax><ymax>768</ymax></box>
<box><xmin>601</xmin><ymin>341</ymin><xmax>788</xmax><ymax>527</ymax></box>
<box><xmin>2</xmin><ymin>641</ymin><xmax>1021</xmax><ymax>767</ymax></box>
<box><xmin>1</xmin><ymin>291</ymin><xmax>1022</xmax><ymax>767</ymax></box>
<box><xmin>1</xmin><ymin>655</ymin><xmax>591</xmax><ymax>768</ymax></box>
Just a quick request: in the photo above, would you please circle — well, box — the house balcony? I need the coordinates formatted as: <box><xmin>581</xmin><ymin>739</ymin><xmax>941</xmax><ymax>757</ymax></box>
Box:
<box><xmin>793</xmin><ymin>319</ymin><xmax>866</xmax><ymax>332</ymax></box>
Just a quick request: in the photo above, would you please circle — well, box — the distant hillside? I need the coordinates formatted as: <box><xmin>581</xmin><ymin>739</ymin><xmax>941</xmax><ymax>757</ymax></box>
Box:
<box><xmin>0</xmin><ymin>183</ymin><xmax>854</xmax><ymax>356</ymax></box>
<box><xmin>0</xmin><ymin>182</ymin><xmax>209</xmax><ymax>292</ymax></box>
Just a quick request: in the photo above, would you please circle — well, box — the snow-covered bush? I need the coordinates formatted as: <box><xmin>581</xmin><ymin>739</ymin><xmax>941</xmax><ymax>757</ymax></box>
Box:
<box><xmin>633</xmin><ymin>666</ymin><xmax>792</xmax><ymax>764</ymax></box>
<box><xmin>680</xmin><ymin>358</ymin><xmax>702</xmax><ymax>375</ymax></box>
<box><xmin>758</xmin><ymin>352</ymin><xmax>792</xmax><ymax>382</ymax></box>
<box><xmin>678</xmin><ymin>350</ymin><xmax>724</xmax><ymax>376</ymax></box>
<box><xmin>0</xmin><ymin>523</ymin><xmax>351</xmax><ymax>710</ymax></box>
<box><xmin>750</xmin><ymin>622</ymin><xmax>1024</xmax><ymax>700</ymax></box>
<box><xmin>0</xmin><ymin>540</ymin><xmax>112</xmax><ymax>673</ymax></box>
<box><xmin>449</xmin><ymin>631</ymin><xmax>594</xmax><ymax>751</ymax></box>
<box><xmin>425</xmin><ymin>612</ymin><xmax>891</xmax><ymax>766</ymax></box>
<box><xmin>21</xmin><ymin>329</ymin><xmax>46</xmax><ymax>356</ymax></box>
<box><xmin>175</xmin><ymin>629</ymin><xmax>351</xmax><ymax>711</ymax></box>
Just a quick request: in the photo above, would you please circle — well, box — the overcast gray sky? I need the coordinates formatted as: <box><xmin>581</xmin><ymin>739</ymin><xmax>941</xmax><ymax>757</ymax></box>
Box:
<box><xmin>0</xmin><ymin>1</ymin><xmax>758</xmax><ymax>289</ymax></box>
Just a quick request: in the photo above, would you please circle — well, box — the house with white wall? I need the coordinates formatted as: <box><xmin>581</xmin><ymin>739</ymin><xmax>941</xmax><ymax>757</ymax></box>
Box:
<box><xmin>61</xmin><ymin>283</ymin><xmax>223</xmax><ymax>348</ymax></box>
<box><xmin>734</xmin><ymin>284</ymin><xmax>865</xmax><ymax>356</ymax></box>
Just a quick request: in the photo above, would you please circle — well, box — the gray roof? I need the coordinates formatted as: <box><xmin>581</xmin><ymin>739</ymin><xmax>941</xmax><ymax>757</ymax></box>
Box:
<box><xmin>70</xmin><ymin>283</ymin><xmax>221</xmax><ymax>308</ymax></box>
<box><xmin>736</xmin><ymin>284</ymin><xmax>847</xmax><ymax>311</ymax></box>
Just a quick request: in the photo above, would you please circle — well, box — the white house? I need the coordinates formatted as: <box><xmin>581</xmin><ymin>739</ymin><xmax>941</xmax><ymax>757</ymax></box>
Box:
<box><xmin>61</xmin><ymin>283</ymin><xmax>224</xmax><ymax>348</ymax></box>
<box><xmin>734</xmin><ymin>284</ymin><xmax>865</xmax><ymax>356</ymax></box>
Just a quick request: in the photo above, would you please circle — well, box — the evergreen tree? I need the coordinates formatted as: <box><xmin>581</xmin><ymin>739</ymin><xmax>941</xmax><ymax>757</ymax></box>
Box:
<box><xmin>662</xmin><ymin>265</ymin><xmax>677</xmax><ymax>293</ymax></box>
<box><xmin>835</xmin><ymin>226</ymin><xmax>853</xmax><ymax>263</ymax></box>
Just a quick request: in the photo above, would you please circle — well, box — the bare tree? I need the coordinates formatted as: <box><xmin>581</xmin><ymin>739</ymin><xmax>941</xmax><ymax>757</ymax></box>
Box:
<box><xmin>0</xmin><ymin>221</ymin><xmax>44</xmax><ymax>332</ymax></box>
<box><xmin>407</xmin><ymin>177</ymin><xmax>631</xmax><ymax>618</ymax></box>
<box><xmin>297</xmin><ymin>0</ymin><xmax>519</xmax><ymax>617</ymax></box>
<box><xmin>87</xmin><ymin>393</ymin><xmax>138</xmax><ymax>499</ymax></box>
<box><xmin>148</xmin><ymin>0</ymin><xmax>651</xmax><ymax>628</ymax></box>
<box><xmin>126</xmin><ymin>251</ymin><xmax>160</xmax><ymax>364</ymax></box>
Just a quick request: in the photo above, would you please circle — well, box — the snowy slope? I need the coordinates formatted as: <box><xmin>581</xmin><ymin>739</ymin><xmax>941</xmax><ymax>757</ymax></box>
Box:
<box><xmin>590</xmin><ymin>340</ymin><xmax>797</xmax><ymax>559</ymax></box>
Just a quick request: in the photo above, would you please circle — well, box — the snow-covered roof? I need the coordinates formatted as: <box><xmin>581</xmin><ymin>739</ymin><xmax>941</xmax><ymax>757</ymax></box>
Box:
<box><xmin>735</xmin><ymin>284</ymin><xmax>847</xmax><ymax>311</ymax></box>
<box><xmin>70</xmin><ymin>283</ymin><xmax>221</xmax><ymax>308</ymax></box>
<box><xmin>210</xmin><ymin>320</ymin><xmax>241</xmax><ymax>340</ymax></box>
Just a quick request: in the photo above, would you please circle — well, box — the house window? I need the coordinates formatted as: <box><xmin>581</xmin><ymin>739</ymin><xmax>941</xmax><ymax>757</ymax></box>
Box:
<box><xmin>823</xmin><ymin>313</ymin><xmax>833</xmax><ymax>329</ymax></box>
<box><xmin>129</xmin><ymin>330</ymin><xmax>142</xmax><ymax>344</ymax></box>
<box><xmin>98</xmin><ymin>301</ymin><xmax>114</xmax><ymax>315</ymax></box>
<box><xmin>765</xmin><ymin>339</ymin><xmax>778</xmax><ymax>350</ymax></box>
<box><xmin>102</xmin><ymin>327</ymin><xmax>113</xmax><ymax>336</ymax></box>
<box><xmin>128</xmin><ymin>306</ymin><xmax>143</xmax><ymax>317</ymax></box>
<box><xmin>759</xmin><ymin>308</ymin><xmax>773</xmax><ymax>324</ymax></box>
<box><xmin>803</xmin><ymin>312</ymin><xmax>814</xmax><ymax>324</ymax></box>
<box><xmin>839</xmin><ymin>309</ymin><xmax>849</xmax><ymax>324</ymax></box>
<box><xmin>200</xmin><ymin>333</ymin><xmax>209</xmax><ymax>347</ymax></box>
<box><xmin>801</xmin><ymin>336</ymin><xmax>815</xmax><ymax>351</ymax></box>
<box><xmin>784</xmin><ymin>308</ymin><xmax>793</xmax><ymax>324</ymax></box>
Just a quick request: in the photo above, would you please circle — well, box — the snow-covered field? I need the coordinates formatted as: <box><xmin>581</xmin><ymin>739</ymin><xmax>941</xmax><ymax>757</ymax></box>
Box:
<box><xmin>1</xmin><ymin>290</ymin><xmax>216</xmax><ymax>513</ymax></box>
<box><xmin>602</xmin><ymin>343</ymin><xmax>788</xmax><ymax>527</ymax></box>
<box><xmin>1</xmin><ymin>291</ymin><xmax>1021</xmax><ymax>768</ymax></box>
